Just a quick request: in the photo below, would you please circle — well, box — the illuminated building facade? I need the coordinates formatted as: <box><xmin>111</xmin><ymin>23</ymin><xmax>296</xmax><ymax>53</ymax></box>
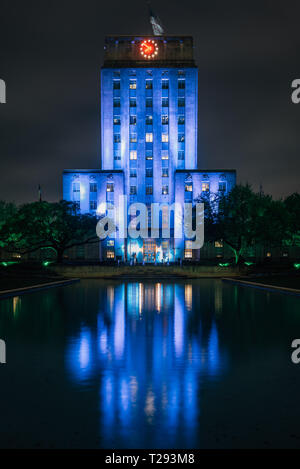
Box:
<box><xmin>63</xmin><ymin>36</ymin><xmax>236</xmax><ymax>261</ymax></box>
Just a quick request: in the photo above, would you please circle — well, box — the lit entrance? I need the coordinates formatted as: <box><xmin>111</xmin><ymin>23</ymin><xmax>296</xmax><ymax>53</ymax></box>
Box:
<box><xmin>143</xmin><ymin>239</ymin><xmax>156</xmax><ymax>263</ymax></box>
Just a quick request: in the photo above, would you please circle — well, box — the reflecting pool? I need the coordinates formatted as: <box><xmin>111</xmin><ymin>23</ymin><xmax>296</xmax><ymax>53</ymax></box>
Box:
<box><xmin>0</xmin><ymin>279</ymin><xmax>300</xmax><ymax>448</ymax></box>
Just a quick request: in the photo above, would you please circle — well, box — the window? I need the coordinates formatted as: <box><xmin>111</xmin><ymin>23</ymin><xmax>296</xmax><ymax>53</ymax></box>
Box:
<box><xmin>178</xmin><ymin>79</ymin><xmax>185</xmax><ymax>89</ymax></box>
<box><xmin>113</xmin><ymin>98</ymin><xmax>120</xmax><ymax>107</ymax></box>
<box><xmin>202</xmin><ymin>182</ymin><xmax>210</xmax><ymax>192</ymax></box>
<box><xmin>130</xmin><ymin>98</ymin><xmax>136</xmax><ymax>107</ymax></box>
<box><xmin>146</xmin><ymin>185</ymin><xmax>153</xmax><ymax>195</ymax></box>
<box><xmin>162</xmin><ymin>98</ymin><xmax>169</xmax><ymax>107</ymax></box>
<box><xmin>146</xmin><ymin>98</ymin><xmax>153</xmax><ymax>107</ymax></box>
<box><xmin>114</xmin><ymin>134</ymin><xmax>121</xmax><ymax>143</ymax></box>
<box><xmin>178</xmin><ymin>134</ymin><xmax>185</xmax><ymax>142</ymax></box>
<box><xmin>129</xmin><ymin>80</ymin><xmax>136</xmax><ymax>89</ymax></box>
<box><xmin>130</xmin><ymin>134</ymin><xmax>137</xmax><ymax>143</ymax></box>
<box><xmin>162</xmin><ymin>134</ymin><xmax>169</xmax><ymax>143</ymax></box>
<box><xmin>162</xmin><ymin>153</ymin><xmax>169</xmax><ymax>160</ymax></box>
<box><xmin>130</xmin><ymin>115</ymin><xmax>137</xmax><ymax>125</ymax></box>
<box><xmin>130</xmin><ymin>169</ymin><xmax>137</xmax><ymax>177</ymax></box>
<box><xmin>90</xmin><ymin>183</ymin><xmax>97</xmax><ymax>192</ymax></box>
<box><xmin>146</xmin><ymin>115</ymin><xmax>153</xmax><ymax>125</ymax></box>
<box><xmin>185</xmin><ymin>184</ymin><xmax>192</xmax><ymax>192</ymax></box>
<box><xmin>162</xmin><ymin>168</ymin><xmax>169</xmax><ymax>177</ymax></box>
<box><xmin>162</xmin><ymin>185</ymin><xmax>169</xmax><ymax>195</ymax></box>
<box><xmin>162</xmin><ymin>115</ymin><xmax>168</xmax><ymax>125</ymax></box>
<box><xmin>146</xmin><ymin>133</ymin><xmax>153</xmax><ymax>142</ymax></box>
<box><xmin>145</xmin><ymin>80</ymin><xmax>153</xmax><ymax>89</ymax></box>
<box><xmin>107</xmin><ymin>240</ymin><xmax>115</xmax><ymax>247</ymax></box>
<box><xmin>113</xmin><ymin>80</ymin><xmax>120</xmax><ymax>89</ymax></box>
<box><xmin>130</xmin><ymin>186</ymin><xmax>137</xmax><ymax>195</ymax></box>
<box><xmin>218</xmin><ymin>181</ymin><xmax>227</xmax><ymax>192</ymax></box>
<box><xmin>178</xmin><ymin>151</ymin><xmax>185</xmax><ymax>160</ymax></box>
<box><xmin>146</xmin><ymin>168</ymin><xmax>153</xmax><ymax>178</ymax></box>
<box><xmin>107</xmin><ymin>183</ymin><xmax>114</xmax><ymax>192</ymax></box>
<box><xmin>178</xmin><ymin>115</ymin><xmax>185</xmax><ymax>125</ymax></box>
<box><xmin>146</xmin><ymin>152</ymin><xmax>153</xmax><ymax>160</ymax></box>
<box><xmin>113</xmin><ymin>116</ymin><xmax>120</xmax><ymax>125</ymax></box>
<box><xmin>162</xmin><ymin>79</ymin><xmax>169</xmax><ymax>89</ymax></box>
<box><xmin>114</xmin><ymin>151</ymin><xmax>121</xmax><ymax>160</ymax></box>
<box><xmin>130</xmin><ymin>150</ymin><xmax>137</xmax><ymax>160</ymax></box>
<box><xmin>178</xmin><ymin>97</ymin><xmax>185</xmax><ymax>107</ymax></box>
<box><xmin>90</xmin><ymin>201</ymin><xmax>97</xmax><ymax>211</ymax></box>
<box><xmin>215</xmin><ymin>240</ymin><xmax>223</xmax><ymax>248</ymax></box>
<box><xmin>73</xmin><ymin>182</ymin><xmax>80</xmax><ymax>193</ymax></box>
<box><xmin>184</xmin><ymin>240</ymin><xmax>193</xmax><ymax>259</ymax></box>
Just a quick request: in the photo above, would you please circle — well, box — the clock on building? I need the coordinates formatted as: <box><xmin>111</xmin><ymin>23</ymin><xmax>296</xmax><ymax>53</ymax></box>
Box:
<box><xmin>140</xmin><ymin>40</ymin><xmax>158</xmax><ymax>59</ymax></box>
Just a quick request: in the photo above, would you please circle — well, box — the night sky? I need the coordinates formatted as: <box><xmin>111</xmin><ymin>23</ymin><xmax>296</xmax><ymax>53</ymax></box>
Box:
<box><xmin>0</xmin><ymin>0</ymin><xmax>299</xmax><ymax>203</ymax></box>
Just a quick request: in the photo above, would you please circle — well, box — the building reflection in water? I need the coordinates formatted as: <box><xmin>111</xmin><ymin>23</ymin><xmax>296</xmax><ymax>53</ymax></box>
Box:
<box><xmin>66</xmin><ymin>281</ymin><xmax>227</xmax><ymax>447</ymax></box>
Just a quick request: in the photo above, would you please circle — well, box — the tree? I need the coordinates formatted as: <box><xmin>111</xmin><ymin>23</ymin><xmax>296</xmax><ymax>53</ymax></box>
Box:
<box><xmin>0</xmin><ymin>201</ymin><xmax>17</xmax><ymax>248</ymax></box>
<box><xmin>284</xmin><ymin>193</ymin><xmax>300</xmax><ymax>247</ymax></box>
<box><xmin>196</xmin><ymin>184</ymin><xmax>288</xmax><ymax>264</ymax></box>
<box><xmin>0</xmin><ymin>200</ymin><xmax>99</xmax><ymax>263</ymax></box>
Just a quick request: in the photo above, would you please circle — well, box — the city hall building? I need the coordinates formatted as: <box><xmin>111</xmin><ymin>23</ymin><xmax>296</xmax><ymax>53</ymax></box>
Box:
<box><xmin>63</xmin><ymin>35</ymin><xmax>236</xmax><ymax>262</ymax></box>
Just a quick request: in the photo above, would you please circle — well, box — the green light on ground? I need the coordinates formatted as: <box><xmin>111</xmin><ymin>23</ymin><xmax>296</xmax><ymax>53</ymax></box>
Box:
<box><xmin>219</xmin><ymin>263</ymin><xmax>230</xmax><ymax>267</ymax></box>
<box><xmin>294</xmin><ymin>263</ymin><xmax>300</xmax><ymax>270</ymax></box>
<box><xmin>1</xmin><ymin>261</ymin><xmax>17</xmax><ymax>267</ymax></box>
<box><xmin>245</xmin><ymin>262</ymin><xmax>254</xmax><ymax>266</ymax></box>
<box><xmin>43</xmin><ymin>261</ymin><xmax>54</xmax><ymax>267</ymax></box>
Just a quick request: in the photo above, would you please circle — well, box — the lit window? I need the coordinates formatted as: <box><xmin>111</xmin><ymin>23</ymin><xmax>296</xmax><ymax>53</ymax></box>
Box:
<box><xmin>162</xmin><ymin>168</ymin><xmax>169</xmax><ymax>177</ymax></box>
<box><xmin>178</xmin><ymin>134</ymin><xmax>185</xmax><ymax>142</ymax></box>
<box><xmin>178</xmin><ymin>151</ymin><xmax>185</xmax><ymax>160</ymax></box>
<box><xmin>113</xmin><ymin>80</ymin><xmax>120</xmax><ymax>89</ymax></box>
<box><xmin>146</xmin><ymin>185</ymin><xmax>153</xmax><ymax>195</ymax></box>
<box><xmin>113</xmin><ymin>116</ymin><xmax>120</xmax><ymax>125</ymax></box>
<box><xmin>106</xmin><ymin>250</ymin><xmax>115</xmax><ymax>259</ymax></box>
<box><xmin>146</xmin><ymin>115</ymin><xmax>153</xmax><ymax>125</ymax></box>
<box><xmin>162</xmin><ymin>134</ymin><xmax>168</xmax><ymax>143</ymax></box>
<box><xmin>90</xmin><ymin>201</ymin><xmax>97</xmax><ymax>211</ymax></box>
<box><xmin>107</xmin><ymin>240</ymin><xmax>115</xmax><ymax>246</ymax></box>
<box><xmin>162</xmin><ymin>80</ymin><xmax>169</xmax><ymax>89</ymax></box>
<box><xmin>178</xmin><ymin>79</ymin><xmax>185</xmax><ymax>89</ymax></box>
<box><xmin>145</xmin><ymin>80</ymin><xmax>153</xmax><ymax>89</ymax></box>
<box><xmin>113</xmin><ymin>98</ymin><xmax>120</xmax><ymax>107</ymax></box>
<box><xmin>130</xmin><ymin>134</ymin><xmax>137</xmax><ymax>143</ymax></box>
<box><xmin>219</xmin><ymin>182</ymin><xmax>226</xmax><ymax>192</ymax></box>
<box><xmin>130</xmin><ymin>150</ymin><xmax>137</xmax><ymax>160</ymax></box>
<box><xmin>185</xmin><ymin>184</ymin><xmax>192</xmax><ymax>192</ymax></box>
<box><xmin>162</xmin><ymin>153</ymin><xmax>169</xmax><ymax>160</ymax></box>
<box><xmin>215</xmin><ymin>240</ymin><xmax>223</xmax><ymax>248</ymax></box>
<box><xmin>130</xmin><ymin>115</ymin><xmax>137</xmax><ymax>125</ymax></box>
<box><xmin>146</xmin><ymin>168</ymin><xmax>153</xmax><ymax>178</ymax></box>
<box><xmin>178</xmin><ymin>97</ymin><xmax>185</xmax><ymax>107</ymax></box>
<box><xmin>178</xmin><ymin>115</ymin><xmax>185</xmax><ymax>125</ymax></box>
<box><xmin>146</xmin><ymin>98</ymin><xmax>153</xmax><ymax>107</ymax></box>
<box><xmin>162</xmin><ymin>115</ymin><xmax>169</xmax><ymax>125</ymax></box>
<box><xmin>130</xmin><ymin>186</ymin><xmax>137</xmax><ymax>195</ymax></box>
<box><xmin>162</xmin><ymin>98</ymin><xmax>169</xmax><ymax>107</ymax></box>
<box><xmin>129</xmin><ymin>80</ymin><xmax>136</xmax><ymax>89</ymax></box>
<box><xmin>130</xmin><ymin>98</ymin><xmax>136</xmax><ymax>107</ymax></box>
<box><xmin>89</xmin><ymin>183</ymin><xmax>97</xmax><ymax>192</ymax></box>
<box><xmin>266</xmin><ymin>252</ymin><xmax>272</xmax><ymax>258</ymax></box>
<box><xmin>106</xmin><ymin>183</ymin><xmax>114</xmax><ymax>192</ymax></box>
<box><xmin>146</xmin><ymin>133</ymin><xmax>153</xmax><ymax>142</ymax></box>
<box><xmin>202</xmin><ymin>182</ymin><xmax>210</xmax><ymax>192</ymax></box>
<box><xmin>162</xmin><ymin>185</ymin><xmax>169</xmax><ymax>195</ymax></box>
<box><xmin>114</xmin><ymin>134</ymin><xmax>121</xmax><ymax>143</ymax></box>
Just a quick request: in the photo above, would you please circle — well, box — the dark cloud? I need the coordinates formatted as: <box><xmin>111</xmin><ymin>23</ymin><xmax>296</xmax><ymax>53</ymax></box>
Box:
<box><xmin>0</xmin><ymin>0</ymin><xmax>299</xmax><ymax>203</ymax></box>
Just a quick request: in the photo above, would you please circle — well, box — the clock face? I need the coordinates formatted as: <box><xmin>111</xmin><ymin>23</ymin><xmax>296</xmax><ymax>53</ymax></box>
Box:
<box><xmin>140</xmin><ymin>40</ymin><xmax>158</xmax><ymax>59</ymax></box>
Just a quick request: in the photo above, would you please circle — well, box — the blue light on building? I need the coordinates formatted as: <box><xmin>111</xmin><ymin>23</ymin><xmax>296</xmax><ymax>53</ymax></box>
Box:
<box><xmin>63</xmin><ymin>35</ymin><xmax>236</xmax><ymax>261</ymax></box>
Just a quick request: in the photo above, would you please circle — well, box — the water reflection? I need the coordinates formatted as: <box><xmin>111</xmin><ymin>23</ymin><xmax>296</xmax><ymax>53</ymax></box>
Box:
<box><xmin>66</xmin><ymin>281</ymin><xmax>226</xmax><ymax>447</ymax></box>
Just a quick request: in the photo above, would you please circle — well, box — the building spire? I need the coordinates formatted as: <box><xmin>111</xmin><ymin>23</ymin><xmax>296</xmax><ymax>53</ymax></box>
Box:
<box><xmin>146</xmin><ymin>1</ymin><xmax>165</xmax><ymax>36</ymax></box>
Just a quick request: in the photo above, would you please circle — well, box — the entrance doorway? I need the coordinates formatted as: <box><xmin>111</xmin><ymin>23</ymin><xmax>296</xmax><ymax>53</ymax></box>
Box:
<box><xmin>143</xmin><ymin>239</ymin><xmax>156</xmax><ymax>263</ymax></box>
